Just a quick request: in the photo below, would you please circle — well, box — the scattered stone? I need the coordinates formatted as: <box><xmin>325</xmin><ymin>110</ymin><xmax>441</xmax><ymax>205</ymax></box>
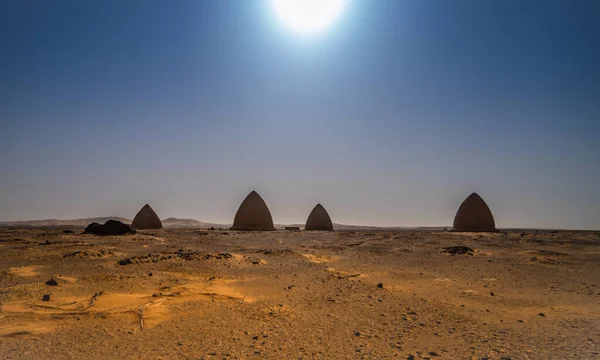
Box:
<box><xmin>118</xmin><ymin>250</ymin><xmax>233</xmax><ymax>265</ymax></box>
<box><xmin>429</xmin><ymin>351</ymin><xmax>439</xmax><ymax>356</ymax></box>
<box><xmin>377</xmin><ymin>283</ymin><xmax>384</xmax><ymax>288</ymax></box>
<box><xmin>64</xmin><ymin>249</ymin><xmax>115</xmax><ymax>258</ymax></box>
<box><xmin>46</xmin><ymin>278</ymin><xmax>58</xmax><ymax>286</ymax></box>
<box><xmin>441</xmin><ymin>246</ymin><xmax>474</xmax><ymax>255</ymax></box>
<box><xmin>42</xmin><ymin>294</ymin><xmax>51</xmax><ymax>301</ymax></box>
<box><xmin>148</xmin><ymin>273</ymin><xmax>153</xmax><ymax>277</ymax></box>
<box><xmin>490</xmin><ymin>292</ymin><xmax>495</xmax><ymax>296</ymax></box>
<box><xmin>538</xmin><ymin>313</ymin><xmax>545</xmax><ymax>317</ymax></box>
<box><xmin>84</xmin><ymin>220</ymin><xmax>136</xmax><ymax>236</ymax></box>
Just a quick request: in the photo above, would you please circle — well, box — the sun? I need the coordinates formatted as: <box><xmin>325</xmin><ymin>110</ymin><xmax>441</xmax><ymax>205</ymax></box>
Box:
<box><xmin>271</xmin><ymin>0</ymin><xmax>348</xmax><ymax>35</ymax></box>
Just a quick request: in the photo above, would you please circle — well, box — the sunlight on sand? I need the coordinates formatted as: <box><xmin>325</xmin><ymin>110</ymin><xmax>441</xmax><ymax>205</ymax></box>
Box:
<box><xmin>8</xmin><ymin>265</ymin><xmax>44</xmax><ymax>277</ymax></box>
<box><xmin>0</xmin><ymin>278</ymin><xmax>256</xmax><ymax>336</ymax></box>
<box><xmin>302</xmin><ymin>253</ymin><xmax>339</xmax><ymax>263</ymax></box>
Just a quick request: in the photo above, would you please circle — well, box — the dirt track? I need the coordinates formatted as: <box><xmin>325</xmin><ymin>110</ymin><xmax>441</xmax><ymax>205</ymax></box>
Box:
<box><xmin>1</xmin><ymin>228</ymin><xmax>599</xmax><ymax>359</ymax></box>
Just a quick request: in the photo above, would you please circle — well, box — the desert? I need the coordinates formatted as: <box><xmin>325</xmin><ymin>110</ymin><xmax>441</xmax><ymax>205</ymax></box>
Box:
<box><xmin>1</xmin><ymin>225</ymin><xmax>599</xmax><ymax>359</ymax></box>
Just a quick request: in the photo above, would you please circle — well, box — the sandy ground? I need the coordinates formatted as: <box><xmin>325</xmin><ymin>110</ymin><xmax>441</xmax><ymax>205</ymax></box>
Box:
<box><xmin>0</xmin><ymin>227</ymin><xmax>599</xmax><ymax>359</ymax></box>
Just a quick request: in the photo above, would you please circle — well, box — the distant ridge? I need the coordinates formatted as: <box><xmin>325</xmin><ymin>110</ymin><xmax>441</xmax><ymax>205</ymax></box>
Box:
<box><xmin>0</xmin><ymin>217</ymin><xmax>131</xmax><ymax>227</ymax></box>
<box><xmin>0</xmin><ymin>217</ymin><xmax>394</xmax><ymax>230</ymax></box>
<box><xmin>161</xmin><ymin>217</ymin><xmax>227</xmax><ymax>228</ymax></box>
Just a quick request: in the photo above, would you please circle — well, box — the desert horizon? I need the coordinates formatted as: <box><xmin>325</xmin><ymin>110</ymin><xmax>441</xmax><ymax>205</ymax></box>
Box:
<box><xmin>2</xmin><ymin>0</ymin><xmax>599</xmax><ymax>358</ymax></box>
<box><xmin>1</xmin><ymin>216</ymin><xmax>597</xmax><ymax>232</ymax></box>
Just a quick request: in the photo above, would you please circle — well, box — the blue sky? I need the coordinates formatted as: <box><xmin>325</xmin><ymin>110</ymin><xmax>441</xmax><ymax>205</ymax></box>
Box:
<box><xmin>1</xmin><ymin>0</ymin><xmax>599</xmax><ymax>229</ymax></box>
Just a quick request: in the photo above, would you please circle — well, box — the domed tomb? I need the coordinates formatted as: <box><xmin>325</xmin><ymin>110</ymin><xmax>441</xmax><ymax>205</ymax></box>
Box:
<box><xmin>230</xmin><ymin>191</ymin><xmax>275</xmax><ymax>231</ymax></box>
<box><xmin>453</xmin><ymin>193</ymin><xmax>496</xmax><ymax>232</ymax></box>
<box><xmin>304</xmin><ymin>204</ymin><xmax>334</xmax><ymax>231</ymax></box>
<box><xmin>131</xmin><ymin>204</ymin><xmax>162</xmax><ymax>230</ymax></box>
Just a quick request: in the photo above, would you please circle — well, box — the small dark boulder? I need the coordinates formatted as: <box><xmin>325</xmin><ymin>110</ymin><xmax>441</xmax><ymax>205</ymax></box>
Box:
<box><xmin>441</xmin><ymin>246</ymin><xmax>475</xmax><ymax>255</ymax></box>
<box><xmin>46</xmin><ymin>278</ymin><xmax>58</xmax><ymax>286</ymax></box>
<box><xmin>84</xmin><ymin>220</ymin><xmax>136</xmax><ymax>236</ymax></box>
<box><xmin>42</xmin><ymin>294</ymin><xmax>51</xmax><ymax>301</ymax></box>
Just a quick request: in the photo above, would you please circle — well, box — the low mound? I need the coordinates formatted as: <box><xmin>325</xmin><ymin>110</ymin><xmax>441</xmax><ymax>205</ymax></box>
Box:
<box><xmin>230</xmin><ymin>191</ymin><xmax>275</xmax><ymax>231</ymax></box>
<box><xmin>84</xmin><ymin>220</ymin><xmax>136</xmax><ymax>236</ymax></box>
<box><xmin>131</xmin><ymin>204</ymin><xmax>162</xmax><ymax>230</ymax></box>
<box><xmin>305</xmin><ymin>204</ymin><xmax>334</xmax><ymax>231</ymax></box>
<box><xmin>453</xmin><ymin>193</ymin><xmax>497</xmax><ymax>232</ymax></box>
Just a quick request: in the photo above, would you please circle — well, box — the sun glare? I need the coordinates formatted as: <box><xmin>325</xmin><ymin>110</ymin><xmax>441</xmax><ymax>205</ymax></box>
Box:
<box><xmin>271</xmin><ymin>0</ymin><xmax>348</xmax><ymax>35</ymax></box>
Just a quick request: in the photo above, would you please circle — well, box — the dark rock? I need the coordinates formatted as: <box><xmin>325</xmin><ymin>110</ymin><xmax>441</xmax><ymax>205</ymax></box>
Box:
<box><xmin>538</xmin><ymin>312</ymin><xmax>545</xmax><ymax>317</ymax></box>
<box><xmin>441</xmin><ymin>246</ymin><xmax>474</xmax><ymax>255</ymax></box>
<box><xmin>377</xmin><ymin>283</ymin><xmax>384</xmax><ymax>288</ymax></box>
<box><xmin>42</xmin><ymin>294</ymin><xmax>50</xmax><ymax>301</ymax></box>
<box><xmin>429</xmin><ymin>351</ymin><xmax>439</xmax><ymax>356</ymax></box>
<box><xmin>148</xmin><ymin>273</ymin><xmax>153</xmax><ymax>277</ymax></box>
<box><xmin>46</xmin><ymin>278</ymin><xmax>58</xmax><ymax>286</ymax></box>
<box><xmin>490</xmin><ymin>292</ymin><xmax>495</xmax><ymax>296</ymax></box>
<box><xmin>407</xmin><ymin>355</ymin><xmax>415</xmax><ymax>360</ymax></box>
<box><xmin>84</xmin><ymin>220</ymin><xmax>136</xmax><ymax>236</ymax></box>
<box><xmin>62</xmin><ymin>230</ymin><xmax>75</xmax><ymax>234</ymax></box>
<box><xmin>118</xmin><ymin>258</ymin><xmax>133</xmax><ymax>266</ymax></box>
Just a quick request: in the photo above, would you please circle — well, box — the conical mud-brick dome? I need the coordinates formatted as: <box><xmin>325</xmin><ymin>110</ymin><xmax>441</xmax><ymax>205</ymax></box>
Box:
<box><xmin>305</xmin><ymin>204</ymin><xmax>334</xmax><ymax>231</ymax></box>
<box><xmin>453</xmin><ymin>193</ymin><xmax>496</xmax><ymax>232</ymax></box>
<box><xmin>132</xmin><ymin>204</ymin><xmax>162</xmax><ymax>230</ymax></box>
<box><xmin>230</xmin><ymin>191</ymin><xmax>275</xmax><ymax>231</ymax></box>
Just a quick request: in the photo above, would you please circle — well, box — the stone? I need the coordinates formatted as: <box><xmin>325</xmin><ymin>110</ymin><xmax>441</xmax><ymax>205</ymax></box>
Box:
<box><xmin>84</xmin><ymin>220</ymin><xmax>136</xmax><ymax>236</ymax></box>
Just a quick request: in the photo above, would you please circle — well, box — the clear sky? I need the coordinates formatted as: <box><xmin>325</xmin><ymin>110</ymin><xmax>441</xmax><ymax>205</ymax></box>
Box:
<box><xmin>1</xmin><ymin>0</ymin><xmax>599</xmax><ymax>229</ymax></box>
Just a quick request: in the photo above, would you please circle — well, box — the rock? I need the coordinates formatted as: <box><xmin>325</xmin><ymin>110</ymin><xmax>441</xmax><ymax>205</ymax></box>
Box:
<box><xmin>407</xmin><ymin>355</ymin><xmax>415</xmax><ymax>360</ymax></box>
<box><xmin>46</xmin><ymin>278</ymin><xmax>58</xmax><ymax>286</ymax></box>
<box><xmin>85</xmin><ymin>220</ymin><xmax>136</xmax><ymax>236</ymax></box>
<box><xmin>429</xmin><ymin>351</ymin><xmax>439</xmax><ymax>356</ymax></box>
<box><xmin>118</xmin><ymin>258</ymin><xmax>133</xmax><ymax>266</ymax></box>
<box><xmin>441</xmin><ymin>246</ymin><xmax>474</xmax><ymax>255</ymax></box>
<box><xmin>538</xmin><ymin>312</ymin><xmax>545</xmax><ymax>317</ymax></box>
<box><xmin>42</xmin><ymin>294</ymin><xmax>51</xmax><ymax>301</ymax></box>
<box><xmin>377</xmin><ymin>283</ymin><xmax>384</xmax><ymax>288</ymax></box>
<box><xmin>62</xmin><ymin>229</ymin><xmax>75</xmax><ymax>234</ymax></box>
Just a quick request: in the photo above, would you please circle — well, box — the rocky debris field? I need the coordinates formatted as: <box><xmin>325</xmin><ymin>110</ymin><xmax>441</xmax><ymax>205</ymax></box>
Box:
<box><xmin>0</xmin><ymin>228</ymin><xmax>599</xmax><ymax>359</ymax></box>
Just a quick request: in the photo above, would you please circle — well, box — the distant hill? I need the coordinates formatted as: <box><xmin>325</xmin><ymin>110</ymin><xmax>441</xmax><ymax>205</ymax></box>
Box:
<box><xmin>0</xmin><ymin>217</ymin><xmax>131</xmax><ymax>227</ymax></box>
<box><xmin>161</xmin><ymin>217</ymin><xmax>227</xmax><ymax>229</ymax></box>
<box><xmin>0</xmin><ymin>217</ymin><xmax>414</xmax><ymax>230</ymax></box>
